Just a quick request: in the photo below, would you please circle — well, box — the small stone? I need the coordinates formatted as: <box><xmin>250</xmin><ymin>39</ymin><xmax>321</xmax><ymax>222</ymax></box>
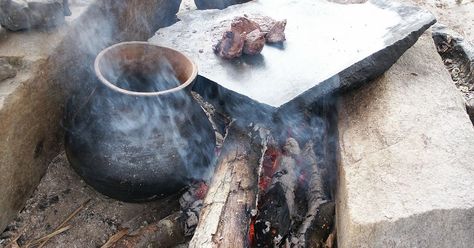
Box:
<box><xmin>198</xmin><ymin>49</ymin><xmax>204</xmax><ymax>53</ymax></box>
<box><xmin>0</xmin><ymin>0</ymin><xmax>71</xmax><ymax>31</ymax></box>
<box><xmin>0</xmin><ymin>58</ymin><xmax>17</xmax><ymax>81</ymax></box>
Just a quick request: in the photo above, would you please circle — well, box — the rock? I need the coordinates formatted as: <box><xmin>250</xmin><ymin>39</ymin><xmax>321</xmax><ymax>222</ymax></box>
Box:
<box><xmin>0</xmin><ymin>0</ymin><xmax>71</xmax><ymax>31</ymax></box>
<box><xmin>151</xmin><ymin>0</ymin><xmax>436</xmax><ymax>116</ymax></box>
<box><xmin>213</xmin><ymin>30</ymin><xmax>245</xmax><ymax>59</ymax></box>
<box><xmin>243</xmin><ymin>29</ymin><xmax>265</xmax><ymax>55</ymax></box>
<box><xmin>0</xmin><ymin>58</ymin><xmax>16</xmax><ymax>81</ymax></box>
<box><xmin>194</xmin><ymin>0</ymin><xmax>250</xmax><ymax>10</ymax></box>
<box><xmin>337</xmin><ymin>34</ymin><xmax>474</xmax><ymax>247</ymax></box>
<box><xmin>466</xmin><ymin>98</ymin><xmax>474</xmax><ymax>123</ymax></box>
<box><xmin>432</xmin><ymin>24</ymin><xmax>474</xmax><ymax>110</ymax></box>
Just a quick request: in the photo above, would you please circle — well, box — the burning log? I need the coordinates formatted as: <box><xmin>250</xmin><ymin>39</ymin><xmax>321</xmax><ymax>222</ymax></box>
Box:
<box><xmin>189</xmin><ymin>121</ymin><xmax>267</xmax><ymax>248</ymax></box>
<box><xmin>255</xmin><ymin>138</ymin><xmax>301</xmax><ymax>246</ymax></box>
<box><xmin>110</xmin><ymin>212</ymin><xmax>185</xmax><ymax>248</ymax></box>
<box><xmin>288</xmin><ymin>142</ymin><xmax>329</xmax><ymax>247</ymax></box>
<box><xmin>254</xmin><ymin>136</ymin><xmax>332</xmax><ymax>247</ymax></box>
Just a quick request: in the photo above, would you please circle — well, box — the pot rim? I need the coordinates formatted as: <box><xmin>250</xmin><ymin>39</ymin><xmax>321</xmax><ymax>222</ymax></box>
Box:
<box><xmin>94</xmin><ymin>41</ymin><xmax>198</xmax><ymax>96</ymax></box>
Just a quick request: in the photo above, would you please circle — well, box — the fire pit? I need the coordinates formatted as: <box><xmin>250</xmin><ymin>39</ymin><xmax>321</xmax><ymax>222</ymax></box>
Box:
<box><xmin>64</xmin><ymin>42</ymin><xmax>216</xmax><ymax>202</ymax></box>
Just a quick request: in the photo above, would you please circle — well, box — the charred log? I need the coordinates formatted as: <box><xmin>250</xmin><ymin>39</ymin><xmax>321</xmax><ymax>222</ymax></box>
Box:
<box><xmin>111</xmin><ymin>212</ymin><xmax>185</xmax><ymax>248</ymax></box>
<box><xmin>189</xmin><ymin>121</ymin><xmax>267</xmax><ymax>248</ymax></box>
<box><xmin>288</xmin><ymin>142</ymin><xmax>329</xmax><ymax>247</ymax></box>
<box><xmin>255</xmin><ymin>138</ymin><xmax>301</xmax><ymax>246</ymax></box>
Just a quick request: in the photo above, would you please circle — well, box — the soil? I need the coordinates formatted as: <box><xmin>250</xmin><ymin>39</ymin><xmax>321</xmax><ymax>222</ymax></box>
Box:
<box><xmin>0</xmin><ymin>152</ymin><xmax>181</xmax><ymax>248</ymax></box>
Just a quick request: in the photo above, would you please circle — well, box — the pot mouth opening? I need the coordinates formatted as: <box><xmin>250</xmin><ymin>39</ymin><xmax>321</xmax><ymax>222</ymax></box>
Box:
<box><xmin>94</xmin><ymin>42</ymin><xmax>198</xmax><ymax>96</ymax></box>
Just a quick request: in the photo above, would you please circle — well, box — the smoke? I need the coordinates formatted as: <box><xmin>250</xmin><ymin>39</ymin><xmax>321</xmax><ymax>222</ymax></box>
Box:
<box><xmin>65</xmin><ymin>49</ymin><xmax>216</xmax><ymax>201</ymax></box>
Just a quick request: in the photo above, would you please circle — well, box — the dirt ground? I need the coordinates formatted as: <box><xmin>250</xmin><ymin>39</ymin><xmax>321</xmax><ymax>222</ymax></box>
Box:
<box><xmin>0</xmin><ymin>153</ymin><xmax>181</xmax><ymax>248</ymax></box>
<box><xmin>402</xmin><ymin>0</ymin><xmax>474</xmax><ymax>42</ymax></box>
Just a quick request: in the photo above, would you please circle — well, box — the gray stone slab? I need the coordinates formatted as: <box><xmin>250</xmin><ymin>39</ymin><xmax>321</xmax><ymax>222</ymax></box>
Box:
<box><xmin>150</xmin><ymin>0</ymin><xmax>435</xmax><ymax>112</ymax></box>
<box><xmin>337</xmin><ymin>33</ymin><xmax>474</xmax><ymax>247</ymax></box>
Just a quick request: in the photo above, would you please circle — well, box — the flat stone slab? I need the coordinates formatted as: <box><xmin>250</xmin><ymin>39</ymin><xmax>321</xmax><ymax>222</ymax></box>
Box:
<box><xmin>151</xmin><ymin>0</ymin><xmax>435</xmax><ymax>110</ymax></box>
<box><xmin>337</xmin><ymin>33</ymin><xmax>474</xmax><ymax>247</ymax></box>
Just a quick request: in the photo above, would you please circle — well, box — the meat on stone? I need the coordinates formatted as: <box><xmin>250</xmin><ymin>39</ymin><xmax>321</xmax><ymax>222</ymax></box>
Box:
<box><xmin>266</xmin><ymin>19</ymin><xmax>287</xmax><ymax>43</ymax></box>
<box><xmin>230</xmin><ymin>16</ymin><xmax>260</xmax><ymax>34</ymax></box>
<box><xmin>252</xmin><ymin>16</ymin><xmax>287</xmax><ymax>43</ymax></box>
<box><xmin>213</xmin><ymin>30</ymin><xmax>246</xmax><ymax>59</ymax></box>
<box><xmin>243</xmin><ymin>29</ymin><xmax>266</xmax><ymax>55</ymax></box>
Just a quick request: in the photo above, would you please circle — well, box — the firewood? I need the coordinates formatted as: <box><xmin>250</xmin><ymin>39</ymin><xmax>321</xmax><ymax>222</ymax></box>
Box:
<box><xmin>255</xmin><ymin>138</ymin><xmax>301</xmax><ymax>246</ymax></box>
<box><xmin>111</xmin><ymin>212</ymin><xmax>185</xmax><ymax>248</ymax></box>
<box><xmin>189</xmin><ymin>121</ymin><xmax>267</xmax><ymax>248</ymax></box>
<box><xmin>289</xmin><ymin>142</ymin><xmax>329</xmax><ymax>247</ymax></box>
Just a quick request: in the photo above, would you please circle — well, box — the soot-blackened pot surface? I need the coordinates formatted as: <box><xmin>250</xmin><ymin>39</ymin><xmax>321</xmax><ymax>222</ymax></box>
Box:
<box><xmin>64</xmin><ymin>85</ymin><xmax>216</xmax><ymax>202</ymax></box>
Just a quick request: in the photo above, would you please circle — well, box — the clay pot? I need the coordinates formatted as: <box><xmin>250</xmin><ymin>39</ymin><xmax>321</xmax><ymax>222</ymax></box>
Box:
<box><xmin>64</xmin><ymin>42</ymin><xmax>215</xmax><ymax>202</ymax></box>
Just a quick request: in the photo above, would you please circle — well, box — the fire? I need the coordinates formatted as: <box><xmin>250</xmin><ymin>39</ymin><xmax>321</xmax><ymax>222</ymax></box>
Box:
<box><xmin>195</xmin><ymin>182</ymin><xmax>209</xmax><ymax>199</ymax></box>
<box><xmin>249</xmin><ymin>217</ymin><xmax>256</xmax><ymax>247</ymax></box>
<box><xmin>259</xmin><ymin>146</ymin><xmax>281</xmax><ymax>191</ymax></box>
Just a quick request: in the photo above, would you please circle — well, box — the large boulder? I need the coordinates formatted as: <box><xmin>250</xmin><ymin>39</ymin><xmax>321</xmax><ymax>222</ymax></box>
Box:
<box><xmin>0</xmin><ymin>0</ymin><xmax>71</xmax><ymax>31</ymax></box>
<box><xmin>337</xmin><ymin>33</ymin><xmax>474</xmax><ymax>247</ymax></box>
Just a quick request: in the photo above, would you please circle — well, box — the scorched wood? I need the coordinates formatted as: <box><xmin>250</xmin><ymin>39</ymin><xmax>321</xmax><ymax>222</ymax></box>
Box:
<box><xmin>189</xmin><ymin>121</ymin><xmax>267</xmax><ymax>248</ymax></box>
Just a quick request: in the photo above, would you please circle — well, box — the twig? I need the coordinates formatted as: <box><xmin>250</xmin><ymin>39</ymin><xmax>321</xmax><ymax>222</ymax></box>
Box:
<box><xmin>100</xmin><ymin>229</ymin><xmax>129</xmax><ymax>248</ymax></box>
<box><xmin>6</xmin><ymin>226</ymin><xmax>27</xmax><ymax>248</ymax></box>
<box><xmin>25</xmin><ymin>226</ymin><xmax>71</xmax><ymax>248</ymax></box>
<box><xmin>33</xmin><ymin>199</ymin><xmax>91</xmax><ymax>248</ymax></box>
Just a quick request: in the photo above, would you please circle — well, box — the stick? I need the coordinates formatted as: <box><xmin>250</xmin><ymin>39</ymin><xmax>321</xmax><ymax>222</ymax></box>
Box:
<box><xmin>189</xmin><ymin>122</ymin><xmax>266</xmax><ymax>248</ymax></box>
<box><xmin>111</xmin><ymin>212</ymin><xmax>184</xmax><ymax>248</ymax></box>
<box><xmin>35</xmin><ymin>199</ymin><xmax>90</xmax><ymax>248</ymax></box>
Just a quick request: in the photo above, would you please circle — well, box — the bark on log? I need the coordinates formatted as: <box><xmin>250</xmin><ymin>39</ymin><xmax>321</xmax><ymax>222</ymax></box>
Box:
<box><xmin>189</xmin><ymin>121</ymin><xmax>266</xmax><ymax>248</ymax></box>
<box><xmin>111</xmin><ymin>212</ymin><xmax>185</xmax><ymax>248</ymax></box>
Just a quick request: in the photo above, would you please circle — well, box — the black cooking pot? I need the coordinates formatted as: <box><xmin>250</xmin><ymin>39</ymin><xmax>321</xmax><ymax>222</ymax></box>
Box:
<box><xmin>64</xmin><ymin>42</ymin><xmax>216</xmax><ymax>202</ymax></box>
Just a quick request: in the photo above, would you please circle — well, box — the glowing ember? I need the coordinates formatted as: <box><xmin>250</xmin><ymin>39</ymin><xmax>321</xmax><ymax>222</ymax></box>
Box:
<box><xmin>195</xmin><ymin>182</ymin><xmax>209</xmax><ymax>199</ymax></box>
<box><xmin>258</xmin><ymin>146</ymin><xmax>281</xmax><ymax>191</ymax></box>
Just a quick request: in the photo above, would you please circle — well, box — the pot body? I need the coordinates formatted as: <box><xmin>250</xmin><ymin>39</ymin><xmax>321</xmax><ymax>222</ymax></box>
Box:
<box><xmin>64</xmin><ymin>42</ymin><xmax>215</xmax><ymax>202</ymax></box>
<box><xmin>65</xmin><ymin>84</ymin><xmax>215</xmax><ymax>202</ymax></box>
